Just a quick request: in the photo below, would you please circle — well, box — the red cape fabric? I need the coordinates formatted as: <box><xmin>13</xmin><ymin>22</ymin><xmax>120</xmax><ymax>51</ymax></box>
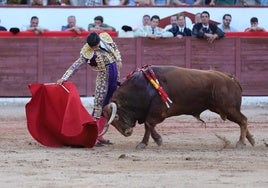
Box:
<box><xmin>25</xmin><ymin>82</ymin><xmax>98</xmax><ymax>148</ymax></box>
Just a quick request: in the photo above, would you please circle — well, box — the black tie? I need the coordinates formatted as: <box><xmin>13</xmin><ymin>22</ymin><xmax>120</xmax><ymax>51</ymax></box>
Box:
<box><xmin>152</xmin><ymin>28</ymin><xmax>155</xmax><ymax>34</ymax></box>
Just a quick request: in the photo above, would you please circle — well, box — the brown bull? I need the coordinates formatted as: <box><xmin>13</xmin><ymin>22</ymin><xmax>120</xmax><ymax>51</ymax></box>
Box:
<box><xmin>103</xmin><ymin>65</ymin><xmax>255</xmax><ymax>149</ymax></box>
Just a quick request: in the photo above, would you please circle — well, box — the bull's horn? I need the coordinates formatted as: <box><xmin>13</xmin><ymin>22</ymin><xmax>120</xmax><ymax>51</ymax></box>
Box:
<box><xmin>107</xmin><ymin>102</ymin><xmax>117</xmax><ymax>125</ymax></box>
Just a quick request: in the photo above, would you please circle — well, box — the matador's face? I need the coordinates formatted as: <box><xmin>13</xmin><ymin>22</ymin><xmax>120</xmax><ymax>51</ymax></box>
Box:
<box><xmin>91</xmin><ymin>43</ymin><xmax>100</xmax><ymax>50</ymax></box>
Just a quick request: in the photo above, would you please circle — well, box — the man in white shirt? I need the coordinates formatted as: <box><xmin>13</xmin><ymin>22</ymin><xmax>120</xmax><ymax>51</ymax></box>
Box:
<box><xmin>134</xmin><ymin>15</ymin><xmax>173</xmax><ymax>39</ymax></box>
<box><xmin>219</xmin><ymin>14</ymin><xmax>237</xmax><ymax>32</ymax></box>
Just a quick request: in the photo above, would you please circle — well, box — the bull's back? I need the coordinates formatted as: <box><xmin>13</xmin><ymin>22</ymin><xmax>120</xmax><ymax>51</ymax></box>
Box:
<box><xmin>154</xmin><ymin>66</ymin><xmax>218</xmax><ymax>93</ymax></box>
<box><xmin>154</xmin><ymin>66</ymin><xmax>241</xmax><ymax>95</ymax></box>
<box><xmin>153</xmin><ymin>66</ymin><xmax>242</xmax><ymax>115</ymax></box>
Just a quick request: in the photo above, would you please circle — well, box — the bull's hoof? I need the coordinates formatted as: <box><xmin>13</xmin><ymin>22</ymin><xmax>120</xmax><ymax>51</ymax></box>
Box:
<box><xmin>247</xmin><ymin>136</ymin><xmax>255</xmax><ymax>146</ymax></box>
<box><xmin>136</xmin><ymin>142</ymin><xmax>147</xmax><ymax>150</ymax></box>
<box><xmin>236</xmin><ymin>141</ymin><xmax>246</xmax><ymax>148</ymax></box>
<box><xmin>154</xmin><ymin>137</ymin><xmax>163</xmax><ymax>146</ymax></box>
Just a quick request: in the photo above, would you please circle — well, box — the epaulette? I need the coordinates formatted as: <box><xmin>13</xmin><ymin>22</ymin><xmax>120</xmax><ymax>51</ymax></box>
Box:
<box><xmin>99</xmin><ymin>32</ymin><xmax>113</xmax><ymax>44</ymax></box>
<box><xmin>80</xmin><ymin>44</ymin><xmax>94</xmax><ymax>59</ymax></box>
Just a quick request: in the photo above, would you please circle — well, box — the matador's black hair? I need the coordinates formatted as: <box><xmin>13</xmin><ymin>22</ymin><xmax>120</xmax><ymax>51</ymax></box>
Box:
<box><xmin>87</xmin><ymin>32</ymin><xmax>100</xmax><ymax>47</ymax></box>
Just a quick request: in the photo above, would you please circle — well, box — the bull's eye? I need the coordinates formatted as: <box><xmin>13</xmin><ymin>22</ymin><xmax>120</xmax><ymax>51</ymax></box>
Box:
<box><xmin>114</xmin><ymin>114</ymin><xmax>119</xmax><ymax>121</ymax></box>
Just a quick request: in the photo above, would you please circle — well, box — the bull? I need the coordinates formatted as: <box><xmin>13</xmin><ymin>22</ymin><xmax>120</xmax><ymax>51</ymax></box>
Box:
<box><xmin>103</xmin><ymin>65</ymin><xmax>255</xmax><ymax>149</ymax></box>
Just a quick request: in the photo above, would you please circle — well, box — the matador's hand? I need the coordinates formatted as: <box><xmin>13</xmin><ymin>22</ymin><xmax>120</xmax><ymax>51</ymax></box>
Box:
<box><xmin>56</xmin><ymin>78</ymin><xmax>65</xmax><ymax>85</ymax></box>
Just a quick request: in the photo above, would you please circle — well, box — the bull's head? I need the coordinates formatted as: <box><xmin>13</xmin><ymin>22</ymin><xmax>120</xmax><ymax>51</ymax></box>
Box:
<box><xmin>103</xmin><ymin>101</ymin><xmax>136</xmax><ymax>137</ymax></box>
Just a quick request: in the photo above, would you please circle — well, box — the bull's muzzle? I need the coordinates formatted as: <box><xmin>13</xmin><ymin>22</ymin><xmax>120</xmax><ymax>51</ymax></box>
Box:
<box><xmin>123</xmin><ymin>127</ymin><xmax>133</xmax><ymax>137</ymax></box>
<box><xmin>104</xmin><ymin>102</ymin><xmax>133</xmax><ymax>137</ymax></box>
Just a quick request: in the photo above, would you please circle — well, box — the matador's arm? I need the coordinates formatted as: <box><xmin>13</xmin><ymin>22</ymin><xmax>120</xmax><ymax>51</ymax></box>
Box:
<box><xmin>59</xmin><ymin>55</ymin><xmax>87</xmax><ymax>82</ymax></box>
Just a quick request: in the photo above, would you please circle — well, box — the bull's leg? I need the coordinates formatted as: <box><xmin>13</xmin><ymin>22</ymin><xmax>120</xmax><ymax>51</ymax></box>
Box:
<box><xmin>246</xmin><ymin>129</ymin><xmax>255</xmax><ymax>146</ymax></box>
<box><xmin>226</xmin><ymin>109</ymin><xmax>255</xmax><ymax>147</ymax></box>
<box><xmin>150</xmin><ymin>128</ymin><xmax>162</xmax><ymax>146</ymax></box>
<box><xmin>194</xmin><ymin>115</ymin><xmax>207</xmax><ymax>128</ymax></box>
<box><xmin>236</xmin><ymin>121</ymin><xmax>248</xmax><ymax>148</ymax></box>
<box><xmin>151</xmin><ymin>129</ymin><xmax>163</xmax><ymax>146</ymax></box>
<box><xmin>136</xmin><ymin>123</ymin><xmax>151</xmax><ymax>149</ymax></box>
<box><xmin>146</xmin><ymin>121</ymin><xmax>162</xmax><ymax>146</ymax></box>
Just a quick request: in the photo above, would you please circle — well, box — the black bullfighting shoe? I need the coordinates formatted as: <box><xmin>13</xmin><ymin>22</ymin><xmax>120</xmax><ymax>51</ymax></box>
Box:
<box><xmin>98</xmin><ymin>139</ymin><xmax>113</xmax><ymax>145</ymax></box>
<box><xmin>94</xmin><ymin>141</ymin><xmax>105</xmax><ymax>147</ymax></box>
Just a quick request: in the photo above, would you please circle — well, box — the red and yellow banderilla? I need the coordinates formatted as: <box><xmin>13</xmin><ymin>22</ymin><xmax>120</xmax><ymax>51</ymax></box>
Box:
<box><xmin>142</xmin><ymin>67</ymin><xmax>173</xmax><ymax>108</ymax></box>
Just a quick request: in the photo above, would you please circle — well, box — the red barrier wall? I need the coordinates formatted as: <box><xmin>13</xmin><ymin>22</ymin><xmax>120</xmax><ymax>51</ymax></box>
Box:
<box><xmin>0</xmin><ymin>31</ymin><xmax>267</xmax><ymax>97</ymax></box>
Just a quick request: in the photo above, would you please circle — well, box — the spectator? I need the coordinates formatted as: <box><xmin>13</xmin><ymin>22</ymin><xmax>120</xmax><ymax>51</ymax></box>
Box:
<box><xmin>0</xmin><ymin>25</ymin><xmax>7</xmax><ymax>31</ymax></box>
<box><xmin>119</xmin><ymin>14</ymin><xmax>150</xmax><ymax>37</ymax></box>
<box><xmin>192</xmin><ymin>11</ymin><xmax>225</xmax><ymax>43</ymax></box>
<box><xmin>172</xmin><ymin>0</ymin><xmax>202</xmax><ymax>6</ymax></box>
<box><xmin>21</xmin><ymin>16</ymin><xmax>48</xmax><ymax>35</ymax></box>
<box><xmin>47</xmin><ymin>0</ymin><xmax>70</xmax><ymax>5</ymax></box>
<box><xmin>0</xmin><ymin>0</ymin><xmax>7</xmax><ymax>5</ymax></box>
<box><xmin>57</xmin><ymin>32</ymin><xmax>122</xmax><ymax>147</ymax></box>
<box><xmin>61</xmin><ymin>15</ymin><xmax>85</xmax><ymax>34</ymax></box>
<box><xmin>236</xmin><ymin>0</ymin><xmax>260</xmax><ymax>5</ymax></box>
<box><xmin>244</xmin><ymin>17</ymin><xmax>266</xmax><ymax>32</ymax></box>
<box><xmin>219</xmin><ymin>14</ymin><xmax>237</xmax><ymax>32</ymax></box>
<box><xmin>84</xmin><ymin>0</ymin><xmax>104</xmax><ymax>5</ymax></box>
<box><xmin>133</xmin><ymin>14</ymin><xmax>151</xmax><ymax>31</ymax></box>
<box><xmin>165</xmin><ymin>13</ymin><xmax>191</xmax><ymax>38</ymax></box>
<box><xmin>134</xmin><ymin>15</ymin><xmax>173</xmax><ymax>39</ymax></box>
<box><xmin>175</xmin><ymin>13</ymin><xmax>192</xmax><ymax>38</ymax></box>
<box><xmin>141</xmin><ymin>14</ymin><xmax>151</xmax><ymax>26</ymax></box>
<box><xmin>31</xmin><ymin>0</ymin><xmax>43</xmax><ymax>5</ymax></box>
<box><xmin>260</xmin><ymin>0</ymin><xmax>268</xmax><ymax>5</ymax></box>
<box><xmin>7</xmin><ymin>0</ymin><xmax>28</xmax><ymax>4</ymax></box>
<box><xmin>126</xmin><ymin>0</ymin><xmax>150</xmax><ymax>5</ymax></box>
<box><xmin>88</xmin><ymin>16</ymin><xmax>116</xmax><ymax>32</ymax></box>
<box><xmin>125</xmin><ymin>0</ymin><xmax>136</xmax><ymax>5</ymax></box>
<box><xmin>104</xmin><ymin>0</ymin><xmax>127</xmax><ymax>5</ymax></box>
<box><xmin>0</xmin><ymin>19</ymin><xmax>7</xmax><ymax>31</ymax></box>
<box><xmin>194</xmin><ymin>12</ymin><xmax>201</xmax><ymax>24</ymax></box>
<box><xmin>206</xmin><ymin>0</ymin><xmax>248</xmax><ymax>6</ymax></box>
<box><xmin>151</xmin><ymin>0</ymin><xmax>170</xmax><ymax>5</ymax></box>
<box><xmin>203</xmin><ymin>0</ymin><xmax>211</xmax><ymax>5</ymax></box>
<box><xmin>209</xmin><ymin>0</ymin><xmax>236</xmax><ymax>5</ymax></box>
<box><xmin>192</xmin><ymin>12</ymin><xmax>201</xmax><ymax>29</ymax></box>
<box><xmin>164</xmin><ymin>15</ymin><xmax>178</xmax><ymax>31</ymax></box>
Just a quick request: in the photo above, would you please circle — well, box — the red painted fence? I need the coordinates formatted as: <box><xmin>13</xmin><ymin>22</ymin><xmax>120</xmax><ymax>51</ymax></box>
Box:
<box><xmin>0</xmin><ymin>31</ymin><xmax>267</xmax><ymax>97</ymax></box>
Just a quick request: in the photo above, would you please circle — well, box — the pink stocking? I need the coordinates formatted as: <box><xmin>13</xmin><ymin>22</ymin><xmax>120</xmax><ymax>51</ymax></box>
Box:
<box><xmin>97</xmin><ymin>116</ymin><xmax>107</xmax><ymax>141</ymax></box>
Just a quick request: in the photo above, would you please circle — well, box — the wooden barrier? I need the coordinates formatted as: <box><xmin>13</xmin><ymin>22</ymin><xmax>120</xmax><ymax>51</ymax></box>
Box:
<box><xmin>0</xmin><ymin>32</ymin><xmax>267</xmax><ymax>97</ymax></box>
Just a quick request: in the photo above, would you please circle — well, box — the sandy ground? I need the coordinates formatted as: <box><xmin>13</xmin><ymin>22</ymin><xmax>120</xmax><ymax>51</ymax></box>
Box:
<box><xmin>0</xmin><ymin>98</ymin><xmax>268</xmax><ymax>188</ymax></box>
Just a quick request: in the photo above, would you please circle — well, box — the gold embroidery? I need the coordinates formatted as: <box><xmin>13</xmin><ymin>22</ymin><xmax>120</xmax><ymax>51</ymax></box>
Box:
<box><xmin>87</xmin><ymin>49</ymin><xmax>115</xmax><ymax>72</ymax></box>
<box><xmin>99</xmin><ymin>32</ymin><xmax>113</xmax><ymax>43</ymax></box>
<box><xmin>80</xmin><ymin>44</ymin><xmax>94</xmax><ymax>59</ymax></box>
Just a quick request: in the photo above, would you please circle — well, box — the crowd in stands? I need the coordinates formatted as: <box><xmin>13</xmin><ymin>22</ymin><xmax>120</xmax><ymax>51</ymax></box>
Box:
<box><xmin>119</xmin><ymin>12</ymin><xmax>266</xmax><ymax>40</ymax></box>
<box><xmin>0</xmin><ymin>11</ymin><xmax>267</xmax><ymax>41</ymax></box>
<box><xmin>0</xmin><ymin>0</ymin><xmax>268</xmax><ymax>5</ymax></box>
